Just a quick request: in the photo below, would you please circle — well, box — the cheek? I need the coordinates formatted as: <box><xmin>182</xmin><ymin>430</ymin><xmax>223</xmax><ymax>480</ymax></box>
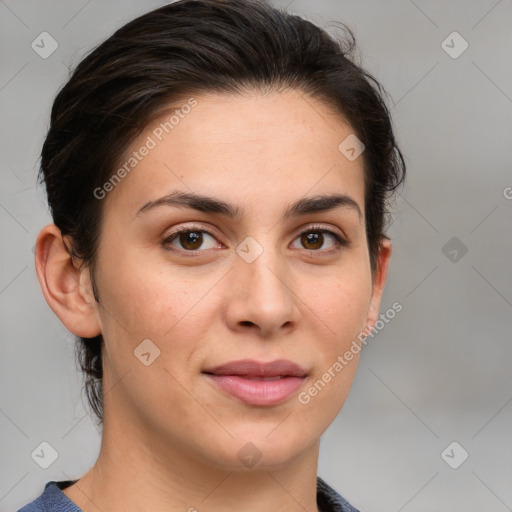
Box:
<box><xmin>296</xmin><ymin>262</ymin><xmax>372</xmax><ymax>413</ymax></box>
<box><xmin>96</xmin><ymin>247</ymin><xmax>218</xmax><ymax>342</ymax></box>
<box><xmin>304</xmin><ymin>264</ymin><xmax>373</xmax><ymax>341</ymax></box>
<box><xmin>95</xmin><ymin>256</ymin><xmax>217</xmax><ymax>408</ymax></box>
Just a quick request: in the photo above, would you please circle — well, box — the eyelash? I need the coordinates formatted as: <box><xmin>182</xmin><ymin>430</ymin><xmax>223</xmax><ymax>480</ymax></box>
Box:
<box><xmin>161</xmin><ymin>223</ymin><xmax>350</xmax><ymax>256</ymax></box>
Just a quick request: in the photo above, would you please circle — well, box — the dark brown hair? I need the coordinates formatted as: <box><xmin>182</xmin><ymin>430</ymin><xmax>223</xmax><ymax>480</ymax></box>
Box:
<box><xmin>40</xmin><ymin>0</ymin><xmax>406</xmax><ymax>425</ymax></box>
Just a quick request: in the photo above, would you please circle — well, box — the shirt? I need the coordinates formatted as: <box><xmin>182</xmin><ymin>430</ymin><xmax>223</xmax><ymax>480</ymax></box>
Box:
<box><xmin>17</xmin><ymin>476</ymin><xmax>360</xmax><ymax>512</ymax></box>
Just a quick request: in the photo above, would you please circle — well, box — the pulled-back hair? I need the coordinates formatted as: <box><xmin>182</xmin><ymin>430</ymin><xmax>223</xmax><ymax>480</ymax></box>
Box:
<box><xmin>40</xmin><ymin>0</ymin><xmax>405</xmax><ymax>425</ymax></box>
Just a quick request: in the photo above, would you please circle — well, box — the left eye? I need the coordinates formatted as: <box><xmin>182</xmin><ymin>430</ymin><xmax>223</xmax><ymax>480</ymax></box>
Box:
<box><xmin>165</xmin><ymin>230</ymin><xmax>221</xmax><ymax>251</ymax></box>
<box><xmin>290</xmin><ymin>230</ymin><xmax>342</xmax><ymax>251</ymax></box>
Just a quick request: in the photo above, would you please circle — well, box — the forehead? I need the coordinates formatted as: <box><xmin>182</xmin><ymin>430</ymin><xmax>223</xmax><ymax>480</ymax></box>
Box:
<box><xmin>104</xmin><ymin>89</ymin><xmax>365</xmax><ymax>216</ymax></box>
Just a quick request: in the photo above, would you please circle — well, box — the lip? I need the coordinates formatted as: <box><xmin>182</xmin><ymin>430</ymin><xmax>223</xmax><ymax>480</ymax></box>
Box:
<box><xmin>203</xmin><ymin>359</ymin><xmax>308</xmax><ymax>406</ymax></box>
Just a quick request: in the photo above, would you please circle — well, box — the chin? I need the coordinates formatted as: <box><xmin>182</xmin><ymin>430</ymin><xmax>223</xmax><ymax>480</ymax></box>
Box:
<box><xmin>204</xmin><ymin>430</ymin><xmax>315</xmax><ymax>472</ymax></box>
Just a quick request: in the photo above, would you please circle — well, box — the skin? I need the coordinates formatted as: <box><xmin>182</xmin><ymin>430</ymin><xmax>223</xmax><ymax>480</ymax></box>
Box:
<box><xmin>36</xmin><ymin>89</ymin><xmax>391</xmax><ymax>512</ymax></box>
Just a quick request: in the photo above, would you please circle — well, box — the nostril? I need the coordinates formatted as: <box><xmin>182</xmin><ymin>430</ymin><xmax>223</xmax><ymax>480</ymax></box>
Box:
<box><xmin>240</xmin><ymin>320</ymin><xmax>255</xmax><ymax>327</ymax></box>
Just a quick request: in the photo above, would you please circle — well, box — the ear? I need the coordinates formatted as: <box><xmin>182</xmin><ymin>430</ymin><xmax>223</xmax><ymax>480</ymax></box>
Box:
<box><xmin>365</xmin><ymin>237</ymin><xmax>392</xmax><ymax>331</ymax></box>
<box><xmin>35</xmin><ymin>224</ymin><xmax>101</xmax><ymax>338</ymax></box>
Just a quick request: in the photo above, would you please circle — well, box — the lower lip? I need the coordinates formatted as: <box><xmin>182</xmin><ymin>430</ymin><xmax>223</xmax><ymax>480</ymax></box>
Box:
<box><xmin>205</xmin><ymin>374</ymin><xmax>305</xmax><ymax>406</ymax></box>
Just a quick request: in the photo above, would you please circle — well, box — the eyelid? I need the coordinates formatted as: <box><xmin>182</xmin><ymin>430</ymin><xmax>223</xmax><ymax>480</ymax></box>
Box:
<box><xmin>297</xmin><ymin>222</ymin><xmax>347</xmax><ymax>239</ymax></box>
<box><xmin>163</xmin><ymin>222</ymin><xmax>219</xmax><ymax>239</ymax></box>
<box><xmin>292</xmin><ymin>223</ymin><xmax>350</xmax><ymax>247</ymax></box>
<box><xmin>162</xmin><ymin>223</ymin><xmax>225</xmax><ymax>254</ymax></box>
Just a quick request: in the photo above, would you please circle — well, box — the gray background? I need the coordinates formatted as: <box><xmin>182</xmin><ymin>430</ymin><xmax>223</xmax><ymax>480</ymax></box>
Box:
<box><xmin>1</xmin><ymin>1</ymin><xmax>511</xmax><ymax>511</ymax></box>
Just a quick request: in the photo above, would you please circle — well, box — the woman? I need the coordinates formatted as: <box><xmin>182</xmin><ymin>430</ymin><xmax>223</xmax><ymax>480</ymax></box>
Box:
<box><xmin>20</xmin><ymin>0</ymin><xmax>405</xmax><ymax>510</ymax></box>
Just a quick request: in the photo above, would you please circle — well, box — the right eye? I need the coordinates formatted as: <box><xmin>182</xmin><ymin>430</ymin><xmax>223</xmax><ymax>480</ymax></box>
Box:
<box><xmin>162</xmin><ymin>227</ymin><xmax>223</xmax><ymax>253</ymax></box>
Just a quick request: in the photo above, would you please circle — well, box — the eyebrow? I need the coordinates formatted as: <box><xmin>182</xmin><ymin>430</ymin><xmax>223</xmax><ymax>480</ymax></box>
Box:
<box><xmin>136</xmin><ymin>191</ymin><xmax>362</xmax><ymax>221</ymax></box>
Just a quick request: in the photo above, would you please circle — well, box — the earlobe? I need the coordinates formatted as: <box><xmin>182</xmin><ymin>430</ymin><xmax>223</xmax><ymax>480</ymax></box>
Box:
<box><xmin>35</xmin><ymin>224</ymin><xmax>101</xmax><ymax>338</ymax></box>
<box><xmin>366</xmin><ymin>238</ymin><xmax>392</xmax><ymax>330</ymax></box>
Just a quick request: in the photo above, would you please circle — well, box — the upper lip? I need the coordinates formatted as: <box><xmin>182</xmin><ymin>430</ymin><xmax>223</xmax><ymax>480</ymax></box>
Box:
<box><xmin>203</xmin><ymin>359</ymin><xmax>307</xmax><ymax>378</ymax></box>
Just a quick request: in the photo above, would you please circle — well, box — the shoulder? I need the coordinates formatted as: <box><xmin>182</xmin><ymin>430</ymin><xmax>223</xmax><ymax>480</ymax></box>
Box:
<box><xmin>16</xmin><ymin>481</ymin><xmax>81</xmax><ymax>512</ymax></box>
<box><xmin>317</xmin><ymin>476</ymin><xmax>361</xmax><ymax>512</ymax></box>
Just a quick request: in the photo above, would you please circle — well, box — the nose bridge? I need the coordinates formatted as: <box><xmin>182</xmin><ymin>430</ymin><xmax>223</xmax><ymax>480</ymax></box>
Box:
<box><xmin>245</xmin><ymin>252</ymin><xmax>287</xmax><ymax>301</ymax></box>
<box><xmin>227</xmin><ymin>236</ymin><xmax>298</xmax><ymax>334</ymax></box>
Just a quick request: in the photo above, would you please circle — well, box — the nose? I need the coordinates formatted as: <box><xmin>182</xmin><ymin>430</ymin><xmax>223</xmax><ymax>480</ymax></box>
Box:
<box><xmin>224</xmin><ymin>248</ymin><xmax>300</xmax><ymax>338</ymax></box>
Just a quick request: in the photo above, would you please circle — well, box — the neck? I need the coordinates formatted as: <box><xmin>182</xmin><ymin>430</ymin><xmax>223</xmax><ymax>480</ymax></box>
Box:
<box><xmin>63</xmin><ymin>404</ymin><xmax>321</xmax><ymax>512</ymax></box>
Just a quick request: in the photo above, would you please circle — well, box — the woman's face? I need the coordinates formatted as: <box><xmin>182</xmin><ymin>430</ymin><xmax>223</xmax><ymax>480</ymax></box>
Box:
<box><xmin>91</xmin><ymin>89</ymin><xmax>389</xmax><ymax>470</ymax></box>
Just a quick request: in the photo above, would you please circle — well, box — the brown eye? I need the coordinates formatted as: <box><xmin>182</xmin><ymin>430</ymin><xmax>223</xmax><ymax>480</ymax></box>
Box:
<box><xmin>179</xmin><ymin>231</ymin><xmax>203</xmax><ymax>250</ymax></box>
<box><xmin>300</xmin><ymin>232</ymin><xmax>324</xmax><ymax>250</ymax></box>
<box><xmin>164</xmin><ymin>229</ymin><xmax>220</xmax><ymax>252</ymax></box>
<box><xmin>290</xmin><ymin>228</ymin><xmax>346</xmax><ymax>252</ymax></box>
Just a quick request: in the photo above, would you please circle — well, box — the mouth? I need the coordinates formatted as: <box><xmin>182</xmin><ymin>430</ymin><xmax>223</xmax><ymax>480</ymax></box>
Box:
<box><xmin>202</xmin><ymin>359</ymin><xmax>308</xmax><ymax>406</ymax></box>
<box><xmin>235</xmin><ymin>376</ymin><xmax>285</xmax><ymax>381</ymax></box>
